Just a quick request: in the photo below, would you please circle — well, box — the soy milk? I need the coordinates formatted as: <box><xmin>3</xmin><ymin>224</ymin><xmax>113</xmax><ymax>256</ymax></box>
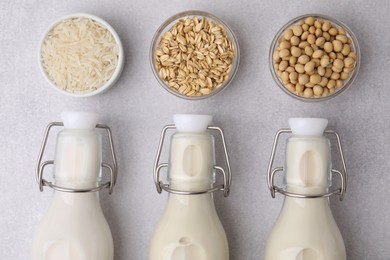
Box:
<box><xmin>265</xmin><ymin>118</ymin><xmax>347</xmax><ymax>260</ymax></box>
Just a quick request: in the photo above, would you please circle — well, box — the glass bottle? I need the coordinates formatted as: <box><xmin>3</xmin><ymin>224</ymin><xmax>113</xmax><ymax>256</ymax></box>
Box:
<box><xmin>149</xmin><ymin>114</ymin><xmax>232</xmax><ymax>260</ymax></box>
<box><xmin>32</xmin><ymin>111</ymin><xmax>117</xmax><ymax>260</ymax></box>
<box><xmin>265</xmin><ymin>118</ymin><xmax>348</xmax><ymax>260</ymax></box>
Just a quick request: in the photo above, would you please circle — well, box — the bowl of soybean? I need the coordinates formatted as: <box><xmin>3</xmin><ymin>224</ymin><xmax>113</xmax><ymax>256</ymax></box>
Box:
<box><xmin>270</xmin><ymin>14</ymin><xmax>360</xmax><ymax>101</ymax></box>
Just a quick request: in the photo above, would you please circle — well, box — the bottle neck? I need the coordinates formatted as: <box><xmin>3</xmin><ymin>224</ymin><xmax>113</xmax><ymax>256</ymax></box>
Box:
<box><xmin>48</xmin><ymin>117</ymin><xmax>109</xmax><ymax>203</ymax></box>
<box><xmin>168</xmin><ymin>132</ymin><xmax>215</xmax><ymax>192</ymax></box>
<box><xmin>284</xmin><ymin>136</ymin><xmax>331</xmax><ymax>196</ymax></box>
<box><xmin>163</xmin><ymin>131</ymin><xmax>218</xmax><ymax>212</ymax></box>
<box><xmin>53</xmin><ymin>129</ymin><xmax>102</xmax><ymax>190</ymax></box>
<box><xmin>280</xmin><ymin>132</ymin><xmax>334</xmax><ymax>218</ymax></box>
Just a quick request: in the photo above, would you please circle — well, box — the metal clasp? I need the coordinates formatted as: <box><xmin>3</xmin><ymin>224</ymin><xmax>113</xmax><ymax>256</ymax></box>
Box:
<box><xmin>153</xmin><ymin>125</ymin><xmax>232</xmax><ymax>197</ymax></box>
<box><xmin>35</xmin><ymin>122</ymin><xmax>118</xmax><ymax>194</ymax></box>
<box><xmin>267</xmin><ymin>129</ymin><xmax>347</xmax><ymax>201</ymax></box>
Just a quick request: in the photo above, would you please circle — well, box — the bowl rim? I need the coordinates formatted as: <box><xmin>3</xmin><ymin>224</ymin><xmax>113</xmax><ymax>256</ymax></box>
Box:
<box><xmin>150</xmin><ymin>10</ymin><xmax>240</xmax><ymax>100</ymax></box>
<box><xmin>38</xmin><ymin>12</ymin><xmax>125</xmax><ymax>97</ymax></box>
<box><xmin>269</xmin><ymin>13</ymin><xmax>361</xmax><ymax>102</ymax></box>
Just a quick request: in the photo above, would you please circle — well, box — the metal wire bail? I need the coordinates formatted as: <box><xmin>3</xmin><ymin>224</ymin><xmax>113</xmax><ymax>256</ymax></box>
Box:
<box><xmin>35</xmin><ymin>122</ymin><xmax>118</xmax><ymax>194</ymax></box>
<box><xmin>153</xmin><ymin>125</ymin><xmax>232</xmax><ymax>197</ymax></box>
<box><xmin>266</xmin><ymin>129</ymin><xmax>348</xmax><ymax>201</ymax></box>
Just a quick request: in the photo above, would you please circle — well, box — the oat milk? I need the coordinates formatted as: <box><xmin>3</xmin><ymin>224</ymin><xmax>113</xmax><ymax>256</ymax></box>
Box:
<box><xmin>149</xmin><ymin>115</ymin><xmax>229</xmax><ymax>260</ymax></box>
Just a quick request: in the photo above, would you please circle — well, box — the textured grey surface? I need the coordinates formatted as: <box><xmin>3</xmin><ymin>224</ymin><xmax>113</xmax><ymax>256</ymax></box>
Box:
<box><xmin>1</xmin><ymin>0</ymin><xmax>389</xmax><ymax>259</ymax></box>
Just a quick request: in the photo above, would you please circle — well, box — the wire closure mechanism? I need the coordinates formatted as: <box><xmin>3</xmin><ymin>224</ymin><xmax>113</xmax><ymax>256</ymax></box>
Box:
<box><xmin>35</xmin><ymin>122</ymin><xmax>118</xmax><ymax>194</ymax></box>
<box><xmin>153</xmin><ymin>125</ymin><xmax>232</xmax><ymax>197</ymax></box>
<box><xmin>266</xmin><ymin>129</ymin><xmax>347</xmax><ymax>201</ymax></box>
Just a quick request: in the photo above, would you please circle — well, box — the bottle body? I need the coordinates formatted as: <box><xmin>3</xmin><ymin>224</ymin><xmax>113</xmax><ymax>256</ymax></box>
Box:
<box><xmin>150</xmin><ymin>130</ymin><xmax>229</xmax><ymax>260</ymax></box>
<box><xmin>149</xmin><ymin>193</ymin><xmax>228</xmax><ymax>260</ymax></box>
<box><xmin>265</xmin><ymin>197</ymin><xmax>346</xmax><ymax>260</ymax></box>
<box><xmin>32</xmin><ymin>124</ymin><xmax>114</xmax><ymax>260</ymax></box>
<box><xmin>32</xmin><ymin>192</ymin><xmax>114</xmax><ymax>260</ymax></box>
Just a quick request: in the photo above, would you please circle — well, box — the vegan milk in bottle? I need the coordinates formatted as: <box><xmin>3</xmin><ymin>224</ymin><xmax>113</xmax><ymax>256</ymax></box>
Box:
<box><xmin>149</xmin><ymin>114</ymin><xmax>232</xmax><ymax>260</ymax></box>
<box><xmin>32</xmin><ymin>112</ymin><xmax>117</xmax><ymax>260</ymax></box>
<box><xmin>265</xmin><ymin>118</ymin><xmax>348</xmax><ymax>260</ymax></box>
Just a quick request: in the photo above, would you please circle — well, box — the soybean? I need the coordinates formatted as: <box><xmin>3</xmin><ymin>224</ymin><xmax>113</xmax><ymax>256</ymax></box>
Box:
<box><xmin>280</xmin><ymin>41</ymin><xmax>291</xmax><ymax>49</ymax></box>
<box><xmin>344</xmin><ymin>57</ymin><xmax>355</xmax><ymax>68</ymax></box>
<box><xmin>291</xmin><ymin>36</ymin><xmax>300</xmax><ymax>46</ymax></box>
<box><xmin>295</xmin><ymin>64</ymin><xmax>305</xmax><ymax>73</ymax></box>
<box><xmin>318</xmin><ymin>66</ymin><xmax>326</xmax><ymax>76</ymax></box>
<box><xmin>310</xmin><ymin>74</ymin><xmax>322</xmax><ymax>84</ymax></box>
<box><xmin>320</xmin><ymin>56</ymin><xmax>330</xmax><ymax>67</ymax></box>
<box><xmin>312</xmin><ymin>50</ymin><xmax>324</xmax><ymax>59</ymax></box>
<box><xmin>304</xmin><ymin>61</ymin><xmax>315</xmax><ymax>72</ymax></box>
<box><xmin>313</xmin><ymin>85</ymin><xmax>324</xmax><ymax>96</ymax></box>
<box><xmin>333</xmin><ymin>59</ymin><xmax>344</xmax><ymax>69</ymax></box>
<box><xmin>332</xmin><ymin>40</ymin><xmax>343</xmax><ymax>52</ymax></box>
<box><xmin>304</xmin><ymin>87</ymin><xmax>314</xmax><ymax>97</ymax></box>
<box><xmin>292</xmin><ymin>25</ymin><xmax>303</xmax><ymax>36</ymax></box>
<box><xmin>324</xmin><ymin>42</ymin><xmax>333</xmax><ymax>53</ymax></box>
<box><xmin>291</xmin><ymin>46</ymin><xmax>302</xmax><ymax>57</ymax></box>
<box><xmin>298</xmin><ymin>55</ymin><xmax>310</xmax><ymax>64</ymax></box>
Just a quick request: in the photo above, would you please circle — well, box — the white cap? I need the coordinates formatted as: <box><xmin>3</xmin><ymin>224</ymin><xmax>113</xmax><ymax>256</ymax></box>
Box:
<box><xmin>61</xmin><ymin>111</ymin><xmax>98</xmax><ymax>130</ymax></box>
<box><xmin>173</xmin><ymin>114</ymin><xmax>212</xmax><ymax>132</ymax></box>
<box><xmin>288</xmin><ymin>117</ymin><xmax>328</xmax><ymax>136</ymax></box>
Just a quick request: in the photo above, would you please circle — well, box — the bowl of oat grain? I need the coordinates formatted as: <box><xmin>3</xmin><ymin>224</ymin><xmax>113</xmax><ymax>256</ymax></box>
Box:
<box><xmin>150</xmin><ymin>10</ymin><xmax>240</xmax><ymax>100</ymax></box>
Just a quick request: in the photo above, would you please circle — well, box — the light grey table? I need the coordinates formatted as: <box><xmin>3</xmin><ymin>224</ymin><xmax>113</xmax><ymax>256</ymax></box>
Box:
<box><xmin>1</xmin><ymin>0</ymin><xmax>389</xmax><ymax>259</ymax></box>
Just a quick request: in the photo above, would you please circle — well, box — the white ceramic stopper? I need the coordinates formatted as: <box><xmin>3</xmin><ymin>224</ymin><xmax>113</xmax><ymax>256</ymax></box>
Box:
<box><xmin>288</xmin><ymin>118</ymin><xmax>328</xmax><ymax>136</ymax></box>
<box><xmin>61</xmin><ymin>111</ymin><xmax>98</xmax><ymax>130</ymax></box>
<box><xmin>173</xmin><ymin>114</ymin><xmax>212</xmax><ymax>132</ymax></box>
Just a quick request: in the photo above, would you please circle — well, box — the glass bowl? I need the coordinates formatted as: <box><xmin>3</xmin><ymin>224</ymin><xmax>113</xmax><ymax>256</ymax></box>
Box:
<box><xmin>269</xmin><ymin>14</ymin><xmax>360</xmax><ymax>102</ymax></box>
<box><xmin>150</xmin><ymin>10</ymin><xmax>240</xmax><ymax>100</ymax></box>
<box><xmin>39</xmin><ymin>13</ymin><xmax>124</xmax><ymax>97</ymax></box>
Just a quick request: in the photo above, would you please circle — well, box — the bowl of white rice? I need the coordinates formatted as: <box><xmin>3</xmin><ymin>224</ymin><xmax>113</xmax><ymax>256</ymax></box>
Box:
<box><xmin>39</xmin><ymin>13</ymin><xmax>124</xmax><ymax>97</ymax></box>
